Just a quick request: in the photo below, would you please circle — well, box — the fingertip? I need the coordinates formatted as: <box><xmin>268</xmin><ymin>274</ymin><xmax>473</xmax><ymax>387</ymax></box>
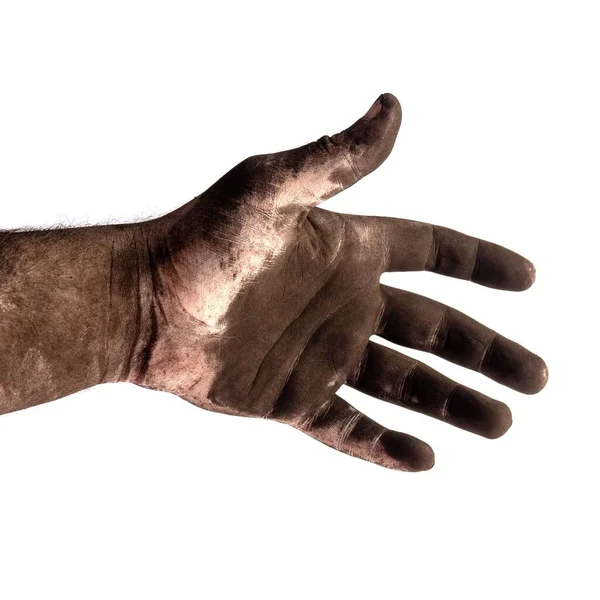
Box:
<box><xmin>513</xmin><ymin>258</ymin><xmax>536</xmax><ymax>291</ymax></box>
<box><xmin>418</xmin><ymin>445</ymin><xmax>436</xmax><ymax>471</ymax></box>
<box><xmin>380</xmin><ymin>430</ymin><xmax>435</xmax><ymax>472</ymax></box>
<box><xmin>521</xmin><ymin>355</ymin><xmax>549</xmax><ymax>395</ymax></box>
<box><xmin>375</xmin><ymin>92</ymin><xmax>402</xmax><ymax>134</ymax></box>
<box><xmin>446</xmin><ymin>387</ymin><xmax>513</xmax><ymax>439</ymax></box>
<box><xmin>484</xmin><ymin>402</ymin><xmax>513</xmax><ymax>439</ymax></box>
<box><xmin>475</xmin><ymin>242</ymin><xmax>538</xmax><ymax>291</ymax></box>
<box><xmin>379</xmin><ymin>92</ymin><xmax>402</xmax><ymax>120</ymax></box>
<box><xmin>482</xmin><ymin>337</ymin><xmax>548</xmax><ymax>395</ymax></box>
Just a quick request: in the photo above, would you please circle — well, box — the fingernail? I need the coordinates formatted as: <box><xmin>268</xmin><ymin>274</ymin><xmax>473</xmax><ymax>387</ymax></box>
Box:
<box><xmin>364</xmin><ymin>95</ymin><xmax>385</xmax><ymax>120</ymax></box>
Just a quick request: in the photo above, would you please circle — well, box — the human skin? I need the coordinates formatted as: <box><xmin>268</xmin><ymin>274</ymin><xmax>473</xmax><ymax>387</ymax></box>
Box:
<box><xmin>0</xmin><ymin>93</ymin><xmax>547</xmax><ymax>471</ymax></box>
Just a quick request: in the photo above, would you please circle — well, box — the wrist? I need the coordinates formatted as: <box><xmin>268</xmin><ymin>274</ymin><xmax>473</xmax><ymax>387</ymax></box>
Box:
<box><xmin>103</xmin><ymin>219</ymin><xmax>162</xmax><ymax>385</ymax></box>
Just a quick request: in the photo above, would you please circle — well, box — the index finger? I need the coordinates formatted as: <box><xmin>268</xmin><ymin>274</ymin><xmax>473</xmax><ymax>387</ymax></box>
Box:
<box><xmin>354</xmin><ymin>216</ymin><xmax>537</xmax><ymax>291</ymax></box>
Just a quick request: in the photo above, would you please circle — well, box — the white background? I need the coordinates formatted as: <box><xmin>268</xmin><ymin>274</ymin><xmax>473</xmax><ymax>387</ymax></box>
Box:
<box><xmin>0</xmin><ymin>1</ymin><xmax>597</xmax><ymax>598</ymax></box>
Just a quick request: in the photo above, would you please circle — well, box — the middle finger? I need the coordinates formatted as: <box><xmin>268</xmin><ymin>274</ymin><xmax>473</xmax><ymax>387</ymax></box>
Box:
<box><xmin>377</xmin><ymin>285</ymin><xmax>548</xmax><ymax>395</ymax></box>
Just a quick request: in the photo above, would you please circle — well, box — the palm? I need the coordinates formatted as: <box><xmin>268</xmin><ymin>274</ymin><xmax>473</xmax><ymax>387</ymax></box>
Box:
<box><xmin>134</xmin><ymin>94</ymin><xmax>547</xmax><ymax>471</ymax></box>
<box><xmin>213</xmin><ymin>208</ymin><xmax>384</xmax><ymax>422</ymax></box>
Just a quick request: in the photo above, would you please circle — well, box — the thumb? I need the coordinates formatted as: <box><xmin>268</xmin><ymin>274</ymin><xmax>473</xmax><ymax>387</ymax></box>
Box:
<box><xmin>273</xmin><ymin>93</ymin><xmax>402</xmax><ymax>205</ymax></box>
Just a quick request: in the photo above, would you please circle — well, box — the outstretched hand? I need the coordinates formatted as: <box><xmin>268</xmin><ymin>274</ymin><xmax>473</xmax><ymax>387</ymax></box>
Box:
<box><xmin>131</xmin><ymin>94</ymin><xmax>547</xmax><ymax>471</ymax></box>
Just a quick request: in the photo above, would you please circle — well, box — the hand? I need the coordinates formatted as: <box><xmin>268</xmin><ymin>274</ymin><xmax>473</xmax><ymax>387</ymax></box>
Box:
<box><xmin>130</xmin><ymin>93</ymin><xmax>548</xmax><ymax>471</ymax></box>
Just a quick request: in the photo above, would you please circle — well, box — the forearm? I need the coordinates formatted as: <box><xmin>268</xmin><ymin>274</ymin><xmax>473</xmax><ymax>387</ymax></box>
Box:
<box><xmin>0</xmin><ymin>221</ymin><xmax>153</xmax><ymax>415</ymax></box>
